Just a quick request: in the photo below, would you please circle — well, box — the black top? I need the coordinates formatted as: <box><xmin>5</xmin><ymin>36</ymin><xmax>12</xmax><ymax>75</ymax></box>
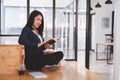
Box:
<box><xmin>18</xmin><ymin>26</ymin><xmax>45</xmax><ymax>56</ymax></box>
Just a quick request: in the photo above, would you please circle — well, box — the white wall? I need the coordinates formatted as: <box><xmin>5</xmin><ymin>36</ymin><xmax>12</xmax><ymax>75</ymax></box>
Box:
<box><xmin>91</xmin><ymin>0</ymin><xmax>115</xmax><ymax>50</ymax></box>
<box><xmin>91</xmin><ymin>0</ymin><xmax>120</xmax><ymax>80</ymax></box>
<box><xmin>113</xmin><ymin>0</ymin><xmax>120</xmax><ymax>79</ymax></box>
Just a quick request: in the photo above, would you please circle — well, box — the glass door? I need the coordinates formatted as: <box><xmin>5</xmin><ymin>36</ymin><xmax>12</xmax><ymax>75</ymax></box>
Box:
<box><xmin>55</xmin><ymin>0</ymin><xmax>87</xmax><ymax>63</ymax></box>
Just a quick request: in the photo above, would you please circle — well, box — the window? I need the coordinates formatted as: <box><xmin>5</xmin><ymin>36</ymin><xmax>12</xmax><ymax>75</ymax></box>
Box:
<box><xmin>1</xmin><ymin>0</ymin><xmax>27</xmax><ymax>35</ymax></box>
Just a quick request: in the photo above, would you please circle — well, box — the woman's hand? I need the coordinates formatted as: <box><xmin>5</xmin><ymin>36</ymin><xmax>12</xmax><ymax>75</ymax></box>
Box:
<box><xmin>43</xmin><ymin>49</ymin><xmax>55</xmax><ymax>54</ymax></box>
<box><xmin>44</xmin><ymin>43</ymin><xmax>51</xmax><ymax>49</ymax></box>
<box><xmin>38</xmin><ymin>42</ymin><xmax>42</xmax><ymax>47</ymax></box>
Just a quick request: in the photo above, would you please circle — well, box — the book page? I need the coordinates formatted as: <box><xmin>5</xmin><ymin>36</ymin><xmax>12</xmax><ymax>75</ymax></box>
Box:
<box><xmin>38</xmin><ymin>38</ymin><xmax>58</xmax><ymax>47</ymax></box>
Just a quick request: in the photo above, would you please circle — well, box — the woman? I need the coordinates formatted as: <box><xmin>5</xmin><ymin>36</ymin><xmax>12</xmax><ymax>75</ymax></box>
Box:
<box><xmin>18</xmin><ymin>10</ymin><xmax>63</xmax><ymax>71</ymax></box>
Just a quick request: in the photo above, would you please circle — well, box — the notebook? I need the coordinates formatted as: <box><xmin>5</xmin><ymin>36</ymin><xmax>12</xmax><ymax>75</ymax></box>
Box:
<box><xmin>28</xmin><ymin>72</ymin><xmax>47</xmax><ymax>79</ymax></box>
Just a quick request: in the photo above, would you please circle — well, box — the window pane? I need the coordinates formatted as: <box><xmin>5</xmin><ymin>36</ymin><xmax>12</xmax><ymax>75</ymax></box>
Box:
<box><xmin>56</xmin><ymin>0</ymin><xmax>75</xmax><ymax>60</ymax></box>
<box><xmin>1</xmin><ymin>0</ymin><xmax>27</xmax><ymax>35</ymax></box>
<box><xmin>77</xmin><ymin>0</ymin><xmax>86</xmax><ymax>67</ymax></box>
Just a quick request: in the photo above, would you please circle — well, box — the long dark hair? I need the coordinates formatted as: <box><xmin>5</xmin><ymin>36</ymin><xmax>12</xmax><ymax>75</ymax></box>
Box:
<box><xmin>25</xmin><ymin>10</ymin><xmax>44</xmax><ymax>36</ymax></box>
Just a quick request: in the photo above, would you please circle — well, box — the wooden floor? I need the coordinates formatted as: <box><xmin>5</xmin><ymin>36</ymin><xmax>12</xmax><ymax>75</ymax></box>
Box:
<box><xmin>0</xmin><ymin>61</ymin><xmax>102</xmax><ymax>80</ymax></box>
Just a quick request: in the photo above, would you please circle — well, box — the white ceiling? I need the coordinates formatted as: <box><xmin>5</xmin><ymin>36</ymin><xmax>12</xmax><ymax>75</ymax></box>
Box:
<box><xmin>3</xmin><ymin>0</ymin><xmax>74</xmax><ymax>8</ymax></box>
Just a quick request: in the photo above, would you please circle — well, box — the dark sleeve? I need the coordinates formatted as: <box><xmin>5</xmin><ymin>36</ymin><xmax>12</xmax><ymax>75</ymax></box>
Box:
<box><xmin>43</xmin><ymin>46</ymin><xmax>46</xmax><ymax>50</ymax></box>
<box><xmin>18</xmin><ymin>27</ymin><xmax>38</xmax><ymax>47</ymax></box>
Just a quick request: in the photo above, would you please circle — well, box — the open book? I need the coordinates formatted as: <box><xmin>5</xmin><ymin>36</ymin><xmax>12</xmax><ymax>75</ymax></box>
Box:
<box><xmin>38</xmin><ymin>38</ymin><xmax>57</xmax><ymax>47</ymax></box>
<box><xmin>28</xmin><ymin>72</ymin><xmax>47</xmax><ymax>79</ymax></box>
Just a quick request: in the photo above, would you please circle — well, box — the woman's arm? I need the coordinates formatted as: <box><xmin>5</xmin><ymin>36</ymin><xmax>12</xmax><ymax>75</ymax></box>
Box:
<box><xmin>18</xmin><ymin>27</ymin><xmax>38</xmax><ymax>47</ymax></box>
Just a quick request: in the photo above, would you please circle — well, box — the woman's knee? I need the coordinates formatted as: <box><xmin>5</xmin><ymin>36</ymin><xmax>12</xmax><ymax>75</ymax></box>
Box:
<box><xmin>55</xmin><ymin>51</ymin><xmax>64</xmax><ymax>60</ymax></box>
<box><xmin>59</xmin><ymin>51</ymin><xmax>64</xmax><ymax>59</ymax></box>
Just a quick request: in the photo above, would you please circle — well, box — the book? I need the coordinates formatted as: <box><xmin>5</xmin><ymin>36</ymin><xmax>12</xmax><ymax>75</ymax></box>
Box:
<box><xmin>28</xmin><ymin>72</ymin><xmax>47</xmax><ymax>79</ymax></box>
<box><xmin>38</xmin><ymin>38</ymin><xmax>57</xmax><ymax>47</ymax></box>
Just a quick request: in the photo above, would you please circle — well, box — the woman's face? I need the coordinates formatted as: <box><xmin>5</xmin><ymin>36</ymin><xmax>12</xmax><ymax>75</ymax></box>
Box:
<box><xmin>33</xmin><ymin>15</ymin><xmax>42</xmax><ymax>28</ymax></box>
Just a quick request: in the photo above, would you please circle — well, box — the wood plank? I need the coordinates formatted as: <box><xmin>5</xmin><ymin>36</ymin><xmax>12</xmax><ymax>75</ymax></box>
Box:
<box><xmin>0</xmin><ymin>56</ymin><xmax>20</xmax><ymax>66</ymax></box>
<box><xmin>0</xmin><ymin>61</ymin><xmax>102</xmax><ymax>80</ymax></box>
<box><xmin>0</xmin><ymin>66</ymin><xmax>19</xmax><ymax>74</ymax></box>
<box><xmin>0</xmin><ymin>45</ymin><xmax>22</xmax><ymax>74</ymax></box>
